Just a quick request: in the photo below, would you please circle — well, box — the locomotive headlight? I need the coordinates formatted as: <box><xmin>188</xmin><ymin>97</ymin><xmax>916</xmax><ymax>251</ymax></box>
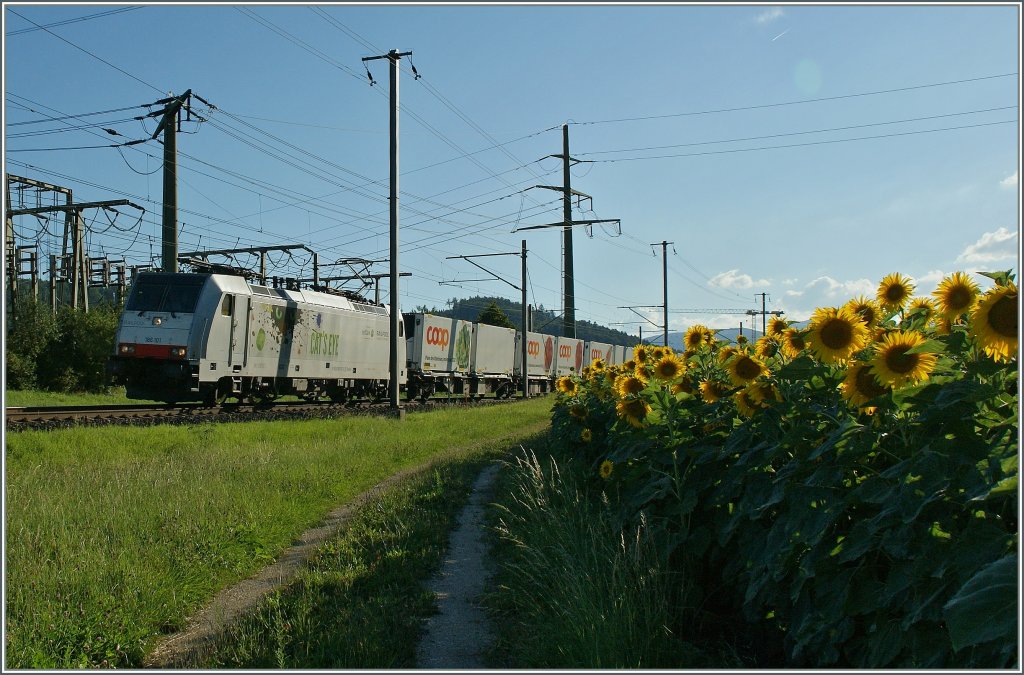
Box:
<box><xmin>170</xmin><ymin>347</ymin><xmax>187</xmax><ymax>358</ymax></box>
<box><xmin>152</xmin><ymin>317</ymin><xmax>163</xmax><ymax>326</ymax></box>
<box><xmin>118</xmin><ymin>343</ymin><xmax>136</xmax><ymax>355</ymax></box>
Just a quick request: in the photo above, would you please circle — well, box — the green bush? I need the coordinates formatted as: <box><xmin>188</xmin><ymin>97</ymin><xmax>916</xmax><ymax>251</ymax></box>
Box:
<box><xmin>4</xmin><ymin>294</ymin><xmax>58</xmax><ymax>390</ymax></box>
<box><xmin>5</xmin><ymin>298</ymin><xmax>120</xmax><ymax>393</ymax></box>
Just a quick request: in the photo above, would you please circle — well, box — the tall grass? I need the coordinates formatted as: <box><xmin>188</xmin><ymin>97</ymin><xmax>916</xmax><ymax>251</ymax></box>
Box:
<box><xmin>485</xmin><ymin>446</ymin><xmax>711</xmax><ymax>669</ymax></box>
<box><xmin>4</xmin><ymin>398</ymin><xmax>551</xmax><ymax>668</ymax></box>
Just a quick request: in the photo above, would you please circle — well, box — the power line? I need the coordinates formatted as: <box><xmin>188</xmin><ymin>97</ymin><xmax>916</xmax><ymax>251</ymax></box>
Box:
<box><xmin>578</xmin><ymin>106</ymin><xmax>1018</xmax><ymax>156</ymax></box>
<box><xmin>6</xmin><ymin>8</ymin><xmax>163</xmax><ymax>95</ymax></box>
<box><xmin>572</xmin><ymin>72</ymin><xmax>1018</xmax><ymax>125</ymax></box>
<box><xmin>5</xmin><ymin>6</ymin><xmax>144</xmax><ymax>36</ymax></box>
<box><xmin>586</xmin><ymin>120</ymin><xmax>1016</xmax><ymax>163</ymax></box>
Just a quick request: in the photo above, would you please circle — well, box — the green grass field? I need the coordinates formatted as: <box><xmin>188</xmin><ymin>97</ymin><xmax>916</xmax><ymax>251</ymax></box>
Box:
<box><xmin>4</xmin><ymin>397</ymin><xmax>552</xmax><ymax>668</ymax></box>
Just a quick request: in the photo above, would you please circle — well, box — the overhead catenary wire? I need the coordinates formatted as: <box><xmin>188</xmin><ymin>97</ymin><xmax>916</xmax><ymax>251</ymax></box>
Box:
<box><xmin>572</xmin><ymin>72</ymin><xmax>1018</xmax><ymax>125</ymax></box>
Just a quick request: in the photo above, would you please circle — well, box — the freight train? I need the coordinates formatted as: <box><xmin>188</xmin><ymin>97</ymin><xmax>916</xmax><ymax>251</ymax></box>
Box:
<box><xmin>107</xmin><ymin>271</ymin><xmax>634</xmax><ymax>404</ymax></box>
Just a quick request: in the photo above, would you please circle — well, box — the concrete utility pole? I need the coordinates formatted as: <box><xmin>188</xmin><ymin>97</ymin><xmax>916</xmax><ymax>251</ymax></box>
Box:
<box><xmin>756</xmin><ymin>292</ymin><xmax>769</xmax><ymax>336</ymax></box>
<box><xmin>516</xmin><ymin>126</ymin><xmax>620</xmax><ymax>340</ymax></box>
<box><xmin>521</xmin><ymin>239</ymin><xmax>528</xmax><ymax>400</ymax></box>
<box><xmin>364</xmin><ymin>49</ymin><xmax>413</xmax><ymax>415</ymax></box>
<box><xmin>152</xmin><ymin>90</ymin><xmax>192</xmax><ymax>273</ymax></box>
<box><xmin>561</xmin><ymin>125</ymin><xmax>574</xmax><ymax>340</ymax></box>
<box><xmin>653</xmin><ymin>241</ymin><xmax>673</xmax><ymax>346</ymax></box>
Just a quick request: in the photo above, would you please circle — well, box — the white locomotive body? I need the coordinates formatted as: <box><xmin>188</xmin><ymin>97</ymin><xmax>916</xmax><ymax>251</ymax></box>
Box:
<box><xmin>109</xmin><ymin>272</ymin><xmax>405</xmax><ymax>404</ymax></box>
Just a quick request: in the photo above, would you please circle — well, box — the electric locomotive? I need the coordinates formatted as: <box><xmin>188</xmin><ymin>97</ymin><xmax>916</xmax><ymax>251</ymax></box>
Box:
<box><xmin>108</xmin><ymin>271</ymin><xmax>405</xmax><ymax>404</ymax></box>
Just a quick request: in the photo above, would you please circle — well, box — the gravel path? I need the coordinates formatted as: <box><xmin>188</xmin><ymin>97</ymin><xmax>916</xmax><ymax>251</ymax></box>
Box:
<box><xmin>415</xmin><ymin>463</ymin><xmax>501</xmax><ymax>669</ymax></box>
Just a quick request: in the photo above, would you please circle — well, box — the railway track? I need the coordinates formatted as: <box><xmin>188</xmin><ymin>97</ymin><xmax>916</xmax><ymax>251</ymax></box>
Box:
<box><xmin>5</xmin><ymin>396</ymin><xmax>519</xmax><ymax>432</ymax></box>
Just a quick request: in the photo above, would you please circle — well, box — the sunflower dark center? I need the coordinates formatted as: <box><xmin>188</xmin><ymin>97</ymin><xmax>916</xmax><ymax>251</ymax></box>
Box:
<box><xmin>988</xmin><ymin>293</ymin><xmax>1018</xmax><ymax>338</ymax></box>
<box><xmin>657</xmin><ymin>361</ymin><xmax>680</xmax><ymax>378</ymax></box>
<box><xmin>855</xmin><ymin>366</ymin><xmax>889</xmax><ymax>398</ymax></box>
<box><xmin>734</xmin><ymin>356</ymin><xmax>762</xmax><ymax>380</ymax></box>
<box><xmin>885</xmin><ymin>345</ymin><xmax>918</xmax><ymax>374</ymax></box>
<box><xmin>885</xmin><ymin>285</ymin><xmax>908</xmax><ymax>303</ymax></box>
<box><xmin>820</xmin><ymin>319</ymin><xmax>854</xmax><ymax>349</ymax></box>
<box><xmin>623</xmin><ymin>399</ymin><xmax>646</xmax><ymax>417</ymax></box>
<box><xmin>947</xmin><ymin>286</ymin><xmax>974</xmax><ymax>311</ymax></box>
<box><xmin>857</xmin><ymin>307</ymin><xmax>877</xmax><ymax>325</ymax></box>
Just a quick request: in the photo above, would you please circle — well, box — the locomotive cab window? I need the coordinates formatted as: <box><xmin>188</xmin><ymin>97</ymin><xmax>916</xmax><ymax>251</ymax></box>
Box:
<box><xmin>126</xmin><ymin>274</ymin><xmax>207</xmax><ymax>314</ymax></box>
<box><xmin>221</xmin><ymin>294</ymin><xmax>234</xmax><ymax>316</ymax></box>
<box><xmin>403</xmin><ymin>314</ymin><xmax>415</xmax><ymax>338</ymax></box>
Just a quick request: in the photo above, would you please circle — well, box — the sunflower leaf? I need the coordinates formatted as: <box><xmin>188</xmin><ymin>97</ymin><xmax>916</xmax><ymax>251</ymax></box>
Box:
<box><xmin>977</xmin><ymin>270</ymin><xmax>1014</xmax><ymax>287</ymax></box>
<box><xmin>904</xmin><ymin>339</ymin><xmax>945</xmax><ymax>355</ymax></box>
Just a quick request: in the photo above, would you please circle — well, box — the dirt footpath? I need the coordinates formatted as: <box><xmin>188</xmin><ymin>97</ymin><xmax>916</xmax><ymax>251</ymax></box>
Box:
<box><xmin>415</xmin><ymin>462</ymin><xmax>501</xmax><ymax>669</ymax></box>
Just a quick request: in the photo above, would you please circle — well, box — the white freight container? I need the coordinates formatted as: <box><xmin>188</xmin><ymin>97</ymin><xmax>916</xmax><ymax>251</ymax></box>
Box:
<box><xmin>583</xmin><ymin>341</ymin><xmax>614</xmax><ymax>367</ymax></box>
<box><xmin>514</xmin><ymin>331</ymin><xmax>555</xmax><ymax>378</ymax></box>
<box><xmin>553</xmin><ymin>336</ymin><xmax>585</xmax><ymax>377</ymax></box>
<box><xmin>472</xmin><ymin>323</ymin><xmax>516</xmax><ymax>375</ymax></box>
<box><xmin>405</xmin><ymin>313</ymin><xmax>474</xmax><ymax>374</ymax></box>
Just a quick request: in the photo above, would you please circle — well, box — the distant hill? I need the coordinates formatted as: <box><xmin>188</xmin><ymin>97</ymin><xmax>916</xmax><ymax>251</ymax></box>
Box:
<box><xmin>409</xmin><ymin>295</ymin><xmax>636</xmax><ymax>345</ymax></box>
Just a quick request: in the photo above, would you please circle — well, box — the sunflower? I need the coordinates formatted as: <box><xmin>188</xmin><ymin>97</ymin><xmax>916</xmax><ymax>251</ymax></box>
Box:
<box><xmin>671</xmin><ymin>376</ymin><xmax>694</xmax><ymax>395</ymax></box>
<box><xmin>807</xmin><ymin>306</ymin><xmax>870</xmax><ymax>364</ymax></box>
<box><xmin>581</xmin><ymin>428</ymin><xmax>593</xmax><ymax>443</ymax></box>
<box><xmin>843</xmin><ymin>296</ymin><xmax>882</xmax><ymax>328</ymax></box>
<box><xmin>725</xmin><ymin>353</ymin><xmax>769</xmax><ymax>386</ymax></box>
<box><xmin>615</xmin><ymin>397</ymin><xmax>651</xmax><ymax>428</ymax></box>
<box><xmin>634</xmin><ymin>344</ymin><xmax>650</xmax><ymax>364</ymax></box>
<box><xmin>599</xmin><ymin>459</ymin><xmax>614</xmax><ymax>479</ymax></box>
<box><xmin>877</xmin><ymin>272</ymin><xmax>915</xmax><ymax>313</ymax></box>
<box><xmin>591</xmin><ymin>358</ymin><xmax>606</xmax><ymax>372</ymax></box>
<box><xmin>747</xmin><ymin>380</ymin><xmax>782</xmax><ymax>406</ymax></box>
<box><xmin>615</xmin><ymin>374</ymin><xmax>646</xmax><ymax>398</ymax></box>
<box><xmin>652</xmin><ymin>355</ymin><xmax>685</xmax><ymax>381</ymax></box>
<box><xmin>699</xmin><ymin>379</ymin><xmax>729</xmax><ymax>403</ymax></box>
<box><xmin>569</xmin><ymin>404</ymin><xmax>588</xmax><ymax>420</ymax></box>
<box><xmin>622</xmin><ymin>359</ymin><xmax>637</xmax><ymax>372</ymax></box>
<box><xmin>685</xmin><ymin>324</ymin><xmax>712</xmax><ymax>350</ymax></box>
<box><xmin>781</xmin><ymin>328</ymin><xmax>809</xmax><ymax>359</ymax></box>
<box><xmin>754</xmin><ymin>336</ymin><xmax>779</xmax><ymax>360</ymax></box>
<box><xmin>733</xmin><ymin>388</ymin><xmax>762</xmax><ymax>418</ymax></box>
<box><xmin>870</xmin><ymin>330</ymin><xmax>939</xmax><ymax>388</ymax></box>
<box><xmin>840</xmin><ymin>362</ymin><xmax>891</xmax><ymax>407</ymax></box>
<box><xmin>651</xmin><ymin>347</ymin><xmax>666</xmax><ymax>360</ymax></box>
<box><xmin>556</xmin><ymin>376</ymin><xmax>577</xmax><ymax>395</ymax></box>
<box><xmin>736</xmin><ymin>335</ymin><xmax>749</xmax><ymax>346</ymax></box>
<box><xmin>717</xmin><ymin>345</ymin><xmax>738</xmax><ymax>364</ymax></box>
<box><xmin>970</xmin><ymin>282</ymin><xmax>1018</xmax><ymax>362</ymax></box>
<box><xmin>933</xmin><ymin>271</ymin><xmax>980</xmax><ymax>319</ymax></box>
<box><xmin>767</xmin><ymin>315</ymin><xmax>789</xmax><ymax>337</ymax></box>
<box><xmin>906</xmin><ymin>297</ymin><xmax>937</xmax><ymax>323</ymax></box>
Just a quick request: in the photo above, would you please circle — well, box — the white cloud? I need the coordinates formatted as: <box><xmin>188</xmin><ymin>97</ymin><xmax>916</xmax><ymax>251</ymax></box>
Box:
<box><xmin>709</xmin><ymin>269</ymin><xmax>770</xmax><ymax>290</ymax></box>
<box><xmin>756</xmin><ymin>7</ymin><xmax>784</xmax><ymax>23</ymax></box>
<box><xmin>785</xmin><ymin>289</ymin><xmax>804</xmax><ymax>297</ymax></box>
<box><xmin>803</xmin><ymin>275</ymin><xmax>876</xmax><ymax>300</ymax></box>
<box><xmin>781</xmin><ymin>278</ymin><xmax>799</xmax><ymax>286</ymax></box>
<box><xmin>1000</xmin><ymin>171</ymin><xmax>1018</xmax><ymax>189</ymax></box>
<box><xmin>956</xmin><ymin>227</ymin><xmax>1018</xmax><ymax>265</ymax></box>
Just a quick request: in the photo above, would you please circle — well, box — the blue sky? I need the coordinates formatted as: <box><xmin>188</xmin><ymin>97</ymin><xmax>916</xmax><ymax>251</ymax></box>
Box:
<box><xmin>4</xmin><ymin>3</ymin><xmax>1020</xmax><ymax>338</ymax></box>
